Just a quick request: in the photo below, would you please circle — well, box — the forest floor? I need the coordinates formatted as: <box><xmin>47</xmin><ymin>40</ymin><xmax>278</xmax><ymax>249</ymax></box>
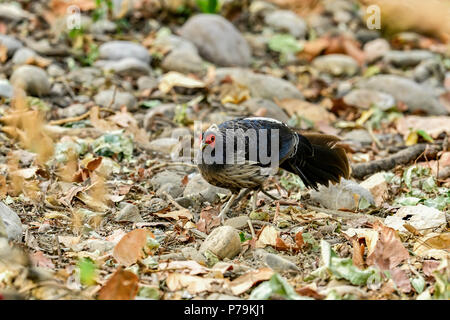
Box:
<box><xmin>0</xmin><ymin>0</ymin><xmax>449</xmax><ymax>300</ymax></box>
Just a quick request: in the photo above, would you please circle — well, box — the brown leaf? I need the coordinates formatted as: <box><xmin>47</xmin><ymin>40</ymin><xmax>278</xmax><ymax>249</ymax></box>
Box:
<box><xmin>295</xmin><ymin>286</ymin><xmax>325</xmax><ymax>300</ymax></box>
<box><xmin>166</xmin><ymin>273</ymin><xmax>227</xmax><ymax>295</ymax></box>
<box><xmin>230</xmin><ymin>268</ymin><xmax>274</xmax><ymax>295</ymax></box>
<box><xmin>31</xmin><ymin>251</ymin><xmax>55</xmax><ymax>269</ymax></box>
<box><xmin>154</xmin><ymin>209</ymin><xmax>193</xmax><ymax>221</ymax></box>
<box><xmin>196</xmin><ymin>206</ymin><xmax>221</xmax><ymax>234</ymax></box>
<box><xmin>295</xmin><ymin>232</ymin><xmax>304</xmax><ymax>249</ymax></box>
<box><xmin>113</xmin><ymin>229</ymin><xmax>154</xmax><ymax>266</ymax></box>
<box><xmin>390</xmin><ymin>268</ymin><xmax>411</xmax><ymax>293</ymax></box>
<box><xmin>275</xmin><ymin>237</ymin><xmax>290</xmax><ymax>251</ymax></box>
<box><xmin>97</xmin><ymin>267</ymin><xmax>139</xmax><ymax>300</ymax></box>
<box><xmin>366</xmin><ymin>221</ymin><xmax>410</xmax><ymax>271</ymax></box>
<box><xmin>423</xmin><ymin>260</ymin><xmax>441</xmax><ymax>277</ymax></box>
<box><xmin>351</xmin><ymin>236</ymin><xmax>366</xmax><ymax>269</ymax></box>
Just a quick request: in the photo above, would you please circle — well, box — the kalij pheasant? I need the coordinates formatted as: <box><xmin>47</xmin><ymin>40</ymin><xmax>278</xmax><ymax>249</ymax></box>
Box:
<box><xmin>197</xmin><ymin>117</ymin><xmax>350</xmax><ymax>218</ymax></box>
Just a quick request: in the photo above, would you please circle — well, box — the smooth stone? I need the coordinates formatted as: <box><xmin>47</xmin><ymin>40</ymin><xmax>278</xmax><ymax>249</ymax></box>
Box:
<box><xmin>241</xmin><ymin>98</ymin><xmax>290</xmax><ymax>122</ymax></box>
<box><xmin>414</xmin><ymin>60</ymin><xmax>445</xmax><ymax>83</ymax></box>
<box><xmin>47</xmin><ymin>64</ymin><xmax>65</xmax><ymax>77</ymax></box>
<box><xmin>56</xmin><ymin>104</ymin><xmax>88</xmax><ymax>118</ymax></box>
<box><xmin>11</xmin><ymin>47</ymin><xmax>37</xmax><ymax>65</ymax></box>
<box><xmin>115</xmin><ymin>203</ymin><xmax>143</xmax><ymax>222</ymax></box>
<box><xmin>307</xmin><ymin>14</ymin><xmax>333</xmax><ymax>36</ymax></box>
<box><xmin>363</xmin><ymin>38</ymin><xmax>390</xmax><ymax>63</ymax></box>
<box><xmin>68</xmin><ymin>67</ymin><xmax>102</xmax><ymax>85</ymax></box>
<box><xmin>143</xmin><ymin>198</ymin><xmax>168</xmax><ymax>213</ymax></box>
<box><xmin>156</xmin><ymin>183</ymin><xmax>184</xmax><ymax>198</ymax></box>
<box><xmin>147</xmin><ymin>138</ymin><xmax>179</xmax><ymax>154</ymax></box>
<box><xmin>312</xmin><ymin>54</ymin><xmax>359</xmax><ymax>76</ymax></box>
<box><xmin>150</xmin><ymin>171</ymin><xmax>184</xmax><ymax>190</ymax></box>
<box><xmin>0</xmin><ymin>35</ymin><xmax>23</xmax><ymax>56</ymax></box>
<box><xmin>10</xmin><ymin>65</ymin><xmax>51</xmax><ymax>96</ymax></box>
<box><xmin>181</xmin><ymin>247</ymin><xmax>207</xmax><ymax>265</ymax></box>
<box><xmin>310</xmin><ymin>178</ymin><xmax>375</xmax><ymax>210</ymax></box>
<box><xmin>99</xmin><ymin>40</ymin><xmax>150</xmax><ymax>63</ymax></box>
<box><xmin>0</xmin><ymin>202</ymin><xmax>23</xmax><ymax>242</ymax></box>
<box><xmin>215</xmin><ymin>68</ymin><xmax>304</xmax><ymax>101</ymax></box>
<box><xmin>137</xmin><ymin>76</ymin><xmax>158</xmax><ymax>91</ymax></box>
<box><xmin>26</xmin><ymin>39</ymin><xmax>69</xmax><ymax>56</ymax></box>
<box><xmin>356</xmin><ymin>75</ymin><xmax>447</xmax><ymax>115</ymax></box>
<box><xmin>183</xmin><ymin>173</ymin><xmax>230</xmax><ymax>204</ymax></box>
<box><xmin>343</xmin><ymin>89</ymin><xmax>395</xmax><ymax>110</ymax></box>
<box><xmin>355</xmin><ymin>29</ymin><xmax>381</xmax><ymax>44</ymax></box>
<box><xmin>264</xmin><ymin>10</ymin><xmax>307</xmax><ymax>38</ymax></box>
<box><xmin>342</xmin><ymin>129</ymin><xmax>373</xmax><ymax>145</ymax></box>
<box><xmin>200</xmin><ymin>226</ymin><xmax>241</xmax><ymax>260</ymax></box>
<box><xmin>94</xmin><ymin>89</ymin><xmax>137</xmax><ymax>111</ymax></box>
<box><xmin>95</xmin><ymin>57</ymin><xmax>151</xmax><ymax>77</ymax></box>
<box><xmin>0</xmin><ymin>79</ymin><xmax>13</xmax><ymax>98</ymax></box>
<box><xmin>179</xmin><ymin>14</ymin><xmax>251</xmax><ymax>67</ymax></box>
<box><xmin>253</xmin><ymin>249</ymin><xmax>300</xmax><ymax>272</ymax></box>
<box><xmin>224</xmin><ymin>216</ymin><xmax>250</xmax><ymax>230</ymax></box>
<box><xmin>383</xmin><ymin>50</ymin><xmax>435</xmax><ymax>68</ymax></box>
<box><xmin>0</xmin><ymin>3</ymin><xmax>32</xmax><ymax>21</ymax></box>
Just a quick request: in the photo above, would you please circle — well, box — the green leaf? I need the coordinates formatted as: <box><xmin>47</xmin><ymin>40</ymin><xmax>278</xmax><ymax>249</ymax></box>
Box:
<box><xmin>92</xmin><ymin>130</ymin><xmax>134</xmax><ymax>161</ymax></box>
<box><xmin>196</xmin><ymin>0</ymin><xmax>219</xmax><ymax>13</ymax></box>
<box><xmin>416</xmin><ymin>130</ymin><xmax>434</xmax><ymax>143</ymax></box>
<box><xmin>140</xmin><ymin>100</ymin><xmax>161</xmax><ymax>108</ymax></box>
<box><xmin>363</xmin><ymin>65</ymin><xmax>381</xmax><ymax>77</ymax></box>
<box><xmin>411</xmin><ymin>276</ymin><xmax>425</xmax><ymax>294</ymax></box>
<box><xmin>395</xmin><ymin>196</ymin><xmax>421</xmax><ymax>206</ymax></box>
<box><xmin>249</xmin><ymin>274</ymin><xmax>312</xmax><ymax>300</ymax></box>
<box><xmin>268</xmin><ymin>34</ymin><xmax>303</xmax><ymax>54</ymax></box>
<box><xmin>422</xmin><ymin>176</ymin><xmax>436</xmax><ymax>192</ymax></box>
<box><xmin>78</xmin><ymin>257</ymin><xmax>97</xmax><ymax>286</ymax></box>
<box><xmin>329</xmin><ymin>257</ymin><xmax>378</xmax><ymax>286</ymax></box>
<box><xmin>138</xmin><ymin>286</ymin><xmax>160</xmax><ymax>299</ymax></box>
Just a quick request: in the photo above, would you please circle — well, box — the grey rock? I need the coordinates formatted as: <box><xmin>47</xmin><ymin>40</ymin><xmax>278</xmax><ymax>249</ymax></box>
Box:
<box><xmin>150</xmin><ymin>171</ymin><xmax>184</xmax><ymax>190</ymax></box>
<box><xmin>137</xmin><ymin>76</ymin><xmax>158</xmax><ymax>91</ymax></box>
<box><xmin>363</xmin><ymin>39</ymin><xmax>390</xmax><ymax>63</ymax></box>
<box><xmin>84</xmin><ymin>239</ymin><xmax>115</xmax><ymax>253</ymax></box>
<box><xmin>307</xmin><ymin>14</ymin><xmax>333</xmax><ymax>36</ymax></box>
<box><xmin>215</xmin><ymin>68</ymin><xmax>304</xmax><ymax>101</ymax></box>
<box><xmin>200</xmin><ymin>226</ymin><xmax>241</xmax><ymax>260</ymax></box>
<box><xmin>56</xmin><ymin>104</ymin><xmax>88</xmax><ymax>118</ymax></box>
<box><xmin>383</xmin><ymin>50</ymin><xmax>435</xmax><ymax>68</ymax></box>
<box><xmin>181</xmin><ymin>247</ymin><xmax>207</xmax><ymax>265</ymax></box>
<box><xmin>0</xmin><ymin>79</ymin><xmax>13</xmax><ymax>98</ymax></box>
<box><xmin>312</xmin><ymin>54</ymin><xmax>359</xmax><ymax>76</ymax></box>
<box><xmin>115</xmin><ymin>203</ymin><xmax>143</xmax><ymax>222</ymax></box>
<box><xmin>11</xmin><ymin>48</ymin><xmax>37</xmax><ymax>65</ymax></box>
<box><xmin>156</xmin><ymin>183</ymin><xmax>184</xmax><ymax>198</ymax></box>
<box><xmin>10</xmin><ymin>65</ymin><xmax>51</xmax><ymax>96</ymax></box>
<box><xmin>264</xmin><ymin>10</ymin><xmax>307</xmax><ymax>38</ymax></box>
<box><xmin>0</xmin><ymin>203</ymin><xmax>23</xmax><ymax>242</ymax></box>
<box><xmin>90</xmin><ymin>19</ymin><xmax>117</xmax><ymax>34</ymax></box>
<box><xmin>414</xmin><ymin>59</ymin><xmax>445</xmax><ymax>83</ymax></box>
<box><xmin>111</xmin><ymin>0</ymin><xmax>134</xmax><ymax>19</ymax></box>
<box><xmin>47</xmin><ymin>64</ymin><xmax>65</xmax><ymax>77</ymax></box>
<box><xmin>0</xmin><ymin>35</ymin><xmax>23</xmax><ymax>57</ymax></box>
<box><xmin>148</xmin><ymin>138</ymin><xmax>180</xmax><ymax>154</ymax></box>
<box><xmin>162</xmin><ymin>47</ymin><xmax>205</xmax><ymax>74</ymax></box>
<box><xmin>357</xmin><ymin>75</ymin><xmax>447</xmax><ymax>115</ymax></box>
<box><xmin>179</xmin><ymin>14</ymin><xmax>251</xmax><ymax>67</ymax></box>
<box><xmin>310</xmin><ymin>178</ymin><xmax>375</xmax><ymax>211</ymax></box>
<box><xmin>343</xmin><ymin>89</ymin><xmax>395</xmax><ymax>110</ymax></box>
<box><xmin>241</xmin><ymin>98</ymin><xmax>290</xmax><ymax>122</ymax></box>
<box><xmin>95</xmin><ymin>57</ymin><xmax>151</xmax><ymax>77</ymax></box>
<box><xmin>68</xmin><ymin>67</ymin><xmax>102</xmax><ymax>85</ymax></box>
<box><xmin>99</xmin><ymin>40</ymin><xmax>150</xmax><ymax>63</ymax></box>
<box><xmin>183</xmin><ymin>173</ymin><xmax>230</xmax><ymax>204</ymax></box>
<box><xmin>355</xmin><ymin>29</ymin><xmax>381</xmax><ymax>44</ymax></box>
<box><xmin>143</xmin><ymin>198</ymin><xmax>168</xmax><ymax>213</ymax></box>
<box><xmin>253</xmin><ymin>249</ymin><xmax>300</xmax><ymax>272</ymax></box>
<box><xmin>26</xmin><ymin>39</ymin><xmax>69</xmax><ymax>56</ymax></box>
<box><xmin>143</xmin><ymin>103</ymin><xmax>177</xmax><ymax>129</ymax></box>
<box><xmin>94</xmin><ymin>89</ymin><xmax>137</xmax><ymax>111</ymax></box>
<box><xmin>0</xmin><ymin>3</ymin><xmax>32</xmax><ymax>21</ymax></box>
<box><xmin>342</xmin><ymin>129</ymin><xmax>373</xmax><ymax>145</ymax></box>
<box><xmin>224</xmin><ymin>216</ymin><xmax>250</xmax><ymax>230</ymax></box>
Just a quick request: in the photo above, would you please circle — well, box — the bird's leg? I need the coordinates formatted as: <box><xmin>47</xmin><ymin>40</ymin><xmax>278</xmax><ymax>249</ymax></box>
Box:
<box><xmin>261</xmin><ymin>188</ymin><xmax>281</xmax><ymax>201</ymax></box>
<box><xmin>231</xmin><ymin>188</ymin><xmax>252</xmax><ymax>207</ymax></box>
<box><xmin>251</xmin><ymin>190</ymin><xmax>258</xmax><ymax>211</ymax></box>
<box><xmin>218</xmin><ymin>193</ymin><xmax>238</xmax><ymax>219</ymax></box>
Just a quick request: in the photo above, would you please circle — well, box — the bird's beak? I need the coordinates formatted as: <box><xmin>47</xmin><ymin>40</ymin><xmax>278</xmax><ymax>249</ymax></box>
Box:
<box><xmin>201</xmin><ymin>142</ymin><xmax>208</xmax><ymax>151</ymax></box>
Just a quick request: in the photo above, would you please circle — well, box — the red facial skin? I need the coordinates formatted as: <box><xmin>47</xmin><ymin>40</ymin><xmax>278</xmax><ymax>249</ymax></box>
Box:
<box><xmin>204</xmin><ymin>133</ymin><xmax>216</xmax><ymax>148</ymax></box>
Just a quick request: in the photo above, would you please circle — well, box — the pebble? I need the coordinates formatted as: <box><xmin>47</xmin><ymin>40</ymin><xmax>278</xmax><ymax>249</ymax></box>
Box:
<box><xmin>0</xmin><ymin>79</ymin><xmax>13</xmax><ymax>99</ymax></box>
<box><xmin>47</xmin><ymin>64</ymin><xmax>65</xmax><ymax>77</ymax></box>
<box><xmin>241</xmin><ymin>98</ymin><xmax>290</xmax><ymax>122</ymax></box>
<box><xmin>312</xmin><ymin>54</ymin><xmax>359</xmax><ymax>77</ymax></box>
<box><xmin>215</xmin><ymin>68</ymin><xmax>304</xmax><ymax>101</ymax></box>
<box><xmin>357</xmin><ymin>75</ymin><xmax>447</xmax><ymax>115</ymax></box>
<box><xmin>0</xmin><ymin>203</ymin><xmax>23</xmax><ymax>242</ymax></box>
<box><xmin>343</xmin><ymin>89</ymin><xmax>395</xmax><ymax>110</ymax></box>
<box><xmin>156</xmin><ymin>183</ymin><xmax>184</xmax><ymax>199</ymax></box>
<box><xmin>68</xmin><ymin>67</ymin><xmax>102</xmax><ymax>86</ymax></box>
<box><xmin>183</xmin><ymin>173</ymin><xmax>230</xmax><ymax>204</ymax></box>
<box><xmin>90</xmin><ymin>19</ymin><xmax>117</xmax><ymax>34</ymax></box>
<box><xmin>363</xmin><ymin>39</ymin><xmax>390</xmax><ymax>63</ymax></box>
<box><xmin>26</xmin><ymin>39</ymin><xmax>69</xmax><ymax>56</ymax></box>
<box><xmin>342</xmin><ymin>129</ymin><xmax>373</xmax><ymax>145</ymax></box>
<box><xmin>142</xmin><ymin>198</ymin><xmax>168</xmax><ymax>213</ymax></box>
<box><xmin>264</xmin><ymin>10</ymin><xmax>307</xmax><ymax>38</ymax></box>
<box><xmin>310</xmin><ymin>178</ymin><xmax>375</xmax><ymax>210</ymax></box>
<box><xmin>181</xmin><ymin>247</ymin><xmax>207</xmax><ymax>265</ymax></box>
<box><xmin>10</xmin><ymin>65</ymin><xmax>51</xmax><ymax>96</ymax></box>
<box><xmin>150</xmin><ymin>171</ymin><xmax>184</xmax><ymax>190</ymax></box>
<box><xmin>383</xmin><ymin>50</ymin><xmax>436</xmax><ymax>68</ymax></box>
<box><xmin>200</xmin><ymin>226</ymin><xmax>241</xmax><ymax>260</ymax></box>
<box><xmin>95</xmin><ymin>57</ymin><xmax>151</xmax><ymax>77</ymax></box>
<box><xmin>99</xmin><ymin>40</ymin><xmax>150</xmax><ymax>63</ymax></box>
<box><xmin>179</xmin><ymin>14</ymin><xmax>252</xmax><ymax>67</ymax></box>
<box><xmin>0</xmin><ymin>35</ymin><xmax>23</xmax><ymax>57</ymax></box>
<box><xmin>11</xmin><ymin>48</ymin><xmax>38</xmax><ymax>65</ymax></box>
<box><xmin>94</xmin><ymin>89</ymin><xmax>137</xmax><ymax>111</ymax></box>
<box><xmin>137</xmin><ymin>76</ymin><xmax>159</xmax><ymax>91</ymax></box>
<box><xmin>115</xmin><ymin>203</ymin><xmax>143</xmax><ymax>222</ymax></box>
<box><xmin>224</xmin><ymin>216</ymin><xmax>250</xmax><ymax>230</ymax></box>
<box><xmin>0</xmin><ymin>3</ymin><xmax>32</xmax><ymax>21</ymax></box>
<box><xmin>147</xmin><ymin>138</ymin><xmax>180</xmax><ymax>154</ymax></box>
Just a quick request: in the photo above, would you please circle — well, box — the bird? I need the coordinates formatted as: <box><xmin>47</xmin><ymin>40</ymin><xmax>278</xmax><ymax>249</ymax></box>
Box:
<box><xmin>197</xmin><ymin>117</ymin><xmax>350</xmax><ymax>219</ymax></box>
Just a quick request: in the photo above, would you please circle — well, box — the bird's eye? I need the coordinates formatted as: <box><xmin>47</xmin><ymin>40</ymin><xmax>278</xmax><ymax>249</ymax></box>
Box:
<box><xmin>210</xmin><ymin>135</ymin><xmax>215</xmax><ymax>142</ymax></box>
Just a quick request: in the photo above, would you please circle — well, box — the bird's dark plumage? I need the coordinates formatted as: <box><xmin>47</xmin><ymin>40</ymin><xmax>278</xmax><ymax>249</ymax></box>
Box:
<box><xmin>197</xmin><ymin>117</ymin><xmax>350</xmax><ymax>194</ymax></box>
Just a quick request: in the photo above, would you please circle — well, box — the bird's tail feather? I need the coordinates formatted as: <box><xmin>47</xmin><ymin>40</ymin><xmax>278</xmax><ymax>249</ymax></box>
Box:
<box><xmin>288</xmin><ymin>133</ymin><xmax>350</xmax><ymax>190</ymax></box>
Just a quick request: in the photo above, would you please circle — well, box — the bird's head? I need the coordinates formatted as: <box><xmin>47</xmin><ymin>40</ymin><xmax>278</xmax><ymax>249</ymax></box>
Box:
<box><xmin>200</xmin><ymin>124</ymin><xmax>220</xmax><ymax>151</ymax></box>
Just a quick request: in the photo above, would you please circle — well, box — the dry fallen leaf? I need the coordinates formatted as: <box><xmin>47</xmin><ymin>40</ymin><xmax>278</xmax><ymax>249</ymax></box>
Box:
<box><xmin>229</xmin><ymin>268</ymin><xmax>274</xmax><ymax>295</ymax></box>
<box><xmin>165</xmin><ymin>273</ymin><xmax>228</xmax><ymax>295</ymax></box>
<box><xmin>255</xmin><ymin>225</ymin><xmax>278</xmax><ymax>248</ymax></box>
<box><xmin>159</xmin><ymin>71</ymin><xmax>205</xmax><ymax>94</ymax></box>
<box><xmin>97</xmin><ymin>266</ymin><xmax>139</xmax><ymax>300</ymax></box>
<box><xmin>196</xmin><ymin>206</ymin><xmax>221</xmax><ymax>234</ymax></box>
<box><xmin>158</xmin><ymin>260</ymin><xmax>208</xmax><ymax>275</ymax></box>
<box><xmin>113</xmin><ymin>229</ymin><xmax>154</xmax><ymax>266</ymax></box>
<box><xmin>154</xmin><ymin>209</ymin><xmax>193</xmax><ymax>220</ymax></box>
